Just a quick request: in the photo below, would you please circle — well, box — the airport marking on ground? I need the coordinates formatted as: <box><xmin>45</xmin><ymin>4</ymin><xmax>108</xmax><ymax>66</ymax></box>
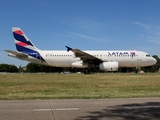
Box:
<box><xmin>33</xmin><ymin>108</ymin><xmax>79</xmax><ymax>111</ymax></box>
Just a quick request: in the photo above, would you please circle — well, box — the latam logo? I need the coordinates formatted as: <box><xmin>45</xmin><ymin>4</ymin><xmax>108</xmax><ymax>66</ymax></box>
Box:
<box><xmin>130</xmin><ymin>52</ymin><xmax>135</xmax><ymax>55</ymax></box>
<box><xmin>108</xmin><ymin>51</ymin><xmax>136</xmax><ymax>56</ymax></box>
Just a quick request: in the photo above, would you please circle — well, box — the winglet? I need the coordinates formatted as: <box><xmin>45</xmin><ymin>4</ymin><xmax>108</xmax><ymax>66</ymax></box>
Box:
<box><xmin>65</xmin><ymin>46</ymin><xmax>72</xmax><ymax>52</ymax></box>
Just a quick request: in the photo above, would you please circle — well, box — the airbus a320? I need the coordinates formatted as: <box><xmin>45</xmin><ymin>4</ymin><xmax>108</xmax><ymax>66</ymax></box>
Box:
<box><xmin>5</xmin><ymin>27</ymin><xmax>157</xmax><ymax>73</ymax></box>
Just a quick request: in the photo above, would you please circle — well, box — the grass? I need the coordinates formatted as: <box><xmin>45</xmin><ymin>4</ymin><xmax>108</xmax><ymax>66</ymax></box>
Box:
<box><xmin>0</xmin><ymin>73</ymin><xmax>160</xmax><ymax>100</ymax></box>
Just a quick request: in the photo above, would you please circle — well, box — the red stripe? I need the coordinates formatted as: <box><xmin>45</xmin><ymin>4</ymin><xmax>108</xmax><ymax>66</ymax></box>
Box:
<box><xmin>130</xmin><ymin>52</ymin><xmax>135</xmax><ymax>54</ymax></box>
<box><xmin>16</xmin><ymin>42</ymin><xmax>28</xmax><ymax>47</ymax></box>
<box><xmin>14</xmin><ymin>30</ymin><xmax>23</xmax><ymax>35</ymax></box>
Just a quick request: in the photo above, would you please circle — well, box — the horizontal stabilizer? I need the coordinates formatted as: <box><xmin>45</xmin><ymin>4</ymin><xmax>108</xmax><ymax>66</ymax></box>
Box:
<box><xmin>4</xmin><ymin>50</ymin><xmax>28</xmax><ymax>57</ymax></box>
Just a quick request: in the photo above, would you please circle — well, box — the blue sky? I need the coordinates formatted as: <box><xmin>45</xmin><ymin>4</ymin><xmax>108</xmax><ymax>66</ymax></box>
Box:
<box><xmin>0</xmin><ymin>0</ymin><xmax>160</xmax><ymax>67</ymax></box>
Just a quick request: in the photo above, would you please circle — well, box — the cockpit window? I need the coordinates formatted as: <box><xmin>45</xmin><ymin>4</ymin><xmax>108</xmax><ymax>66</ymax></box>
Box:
<box><xmin>146</xmin><ymin>54</ymin><xmax>150</xmax><ymax>57</ymax></box>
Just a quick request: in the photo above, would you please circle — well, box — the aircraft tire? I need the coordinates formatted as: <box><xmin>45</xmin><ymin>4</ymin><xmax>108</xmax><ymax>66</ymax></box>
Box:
<box><xmin>84</xmin><ymin>69</ymin><xmax>90</xmax><ymax>74</ymax></box>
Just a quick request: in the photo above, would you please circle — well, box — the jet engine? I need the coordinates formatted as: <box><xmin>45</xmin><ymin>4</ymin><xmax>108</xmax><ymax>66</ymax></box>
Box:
<box><xmin>71</xmin><ymin>61</ymin><xmax>88</xmax><ymax>68</ymax></box>
<box><xmin>99</xmin><ymin>61</ymin><xmax>119</xmax><ymax>71</ymax></box>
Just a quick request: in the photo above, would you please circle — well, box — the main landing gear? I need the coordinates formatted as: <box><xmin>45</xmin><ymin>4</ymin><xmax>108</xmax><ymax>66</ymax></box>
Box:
<box><xmin>135</xmin><ymin>66</ymin><xmax>141</xmax><ymax>73</ymax></box>
<box><xmin>84</xmin><ymin>68</ymin><xmax>91</xmax><ymax>74</ymax></box>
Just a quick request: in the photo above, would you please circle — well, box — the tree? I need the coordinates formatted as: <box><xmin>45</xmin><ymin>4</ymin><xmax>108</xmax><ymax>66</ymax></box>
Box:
<box><xmin>26</xmin><ymin>63</ymin><xmax>62</xmax><ymax>73</ymax></box>
<box><xmin>0</xmin><ymin>64</ymin><xmax>18</xmax><ymax>72</ymax></box>
<box><xmin>26</xmin><ymin>63</ymin><xmax>40</xmax><ymax>72</ymax></box>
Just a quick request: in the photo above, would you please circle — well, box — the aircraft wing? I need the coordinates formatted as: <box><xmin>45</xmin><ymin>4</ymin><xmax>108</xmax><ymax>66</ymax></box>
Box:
<box><xmin>5</xmin><ymin>50</ymin><xmax>28</xmax><ymax>58</ymax></box>
<box><xmin>66</xmin><ymin>46</ymin><xmax>102</xmax><ymax>63</ymax></box>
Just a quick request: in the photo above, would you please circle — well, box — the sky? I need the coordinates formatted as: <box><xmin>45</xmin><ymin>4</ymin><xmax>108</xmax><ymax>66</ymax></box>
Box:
<box><xmin>0</xmin><ymin>0</ymin><xmax>160</xmax><ymax>67</ymax></box>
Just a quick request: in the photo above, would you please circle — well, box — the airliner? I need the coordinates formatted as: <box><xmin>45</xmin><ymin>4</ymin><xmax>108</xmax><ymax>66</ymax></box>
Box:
<box><xmin>5</xmin><ymin>27</ymin><xmax>157</xmax><ymax>73</ymax></box>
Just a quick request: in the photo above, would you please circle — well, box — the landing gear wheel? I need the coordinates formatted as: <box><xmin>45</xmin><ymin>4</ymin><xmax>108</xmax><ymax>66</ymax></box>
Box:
<box><xmin>135</xmin><ymin>67</ymin><xmax>141</xmax><ymax>74</ymax></box>
<box><xmin>135</xmin><ymin>68</ymin><xmax>139</xmax><ymax>74</ymax></box>
<box><xmin>84</xmin><ymin>69</ymin><xmax>90</xmax><ymax>74</ymax></box>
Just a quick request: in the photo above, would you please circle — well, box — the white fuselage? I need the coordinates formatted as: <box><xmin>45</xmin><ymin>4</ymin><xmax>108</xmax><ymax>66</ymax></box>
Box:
<box><xmin>24</xmin><ymin>50</ymin><xmax>156</xmax><ymax>68</ymax></box>
<box><xmin>8</xmin><ymin>27</ymin><xmax>157</xmax><ymax>72</ymax></box>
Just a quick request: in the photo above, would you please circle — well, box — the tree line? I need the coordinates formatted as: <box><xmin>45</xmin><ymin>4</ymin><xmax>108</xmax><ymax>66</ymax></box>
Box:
<box><xmin>0</xmin><ymin>55</ymin><xmax>160</xmax><ymax>73</ymax></box>
<box><xmin>0</xmin><ymin>64</ymin><xmax>18</xmax><ymax>72</ymax></box>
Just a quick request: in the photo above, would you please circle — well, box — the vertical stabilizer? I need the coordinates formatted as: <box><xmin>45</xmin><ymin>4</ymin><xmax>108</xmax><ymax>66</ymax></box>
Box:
<box><xmin>12</xmin><ymin>27</ymin><xmax>38</xmax><ymax>53</ymax></box>
<box><xmin>12</xmin><ymin>27</ymin><xmax>45</xmax><ymax>62</ymax></box>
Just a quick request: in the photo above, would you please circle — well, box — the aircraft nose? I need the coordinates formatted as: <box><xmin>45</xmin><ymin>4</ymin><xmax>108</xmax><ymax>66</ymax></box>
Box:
<box><xmin>152</xmin><ymin>57</ymin><xmax>157</xmax><ymax>65</ymax></box>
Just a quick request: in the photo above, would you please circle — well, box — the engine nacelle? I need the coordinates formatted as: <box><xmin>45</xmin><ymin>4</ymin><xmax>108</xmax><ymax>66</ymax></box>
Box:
<box><xmin>71</xmin><ymin>61</ymin><xmax>88</xmax><ymax>68</ymax></box>
<box><xmin>99</xmin><ymin>61</ymin><xmax>119</xmax><ymax>71</ymax></box>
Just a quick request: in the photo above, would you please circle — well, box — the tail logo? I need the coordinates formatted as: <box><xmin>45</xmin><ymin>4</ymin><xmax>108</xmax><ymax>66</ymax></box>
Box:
<box><xmin>12</xmin><ymin>27</ymin><xmax>45</xmax><ymax>62</ymax></box>
<box><xmin>14</xmin><ymin>30</ymin><xmax>23</xmax><ymax>35</ymax></box>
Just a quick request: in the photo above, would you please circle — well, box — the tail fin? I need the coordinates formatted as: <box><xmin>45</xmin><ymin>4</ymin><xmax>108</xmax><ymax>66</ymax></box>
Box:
<box><xmin>12</xmin><ymin>27</ymin><xmax>39</xmax><ymax>53</ymax></box>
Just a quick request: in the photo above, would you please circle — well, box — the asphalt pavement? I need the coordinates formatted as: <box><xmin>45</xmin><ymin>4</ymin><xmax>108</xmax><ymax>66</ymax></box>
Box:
<box><xmin>0</xmin><ymin>98</ymin><xmax>160</xmax><ymax>120</ymax></box>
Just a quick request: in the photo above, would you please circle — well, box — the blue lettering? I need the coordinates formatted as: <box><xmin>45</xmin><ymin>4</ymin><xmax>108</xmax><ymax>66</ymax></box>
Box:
<box><xmin>119</xmin><ymin>52</ymin><xmax>123</xmax><ymax>56</ymax></box>
<box><xmin>108</xmin><ymin>52</ymin><xmax>112</xmax><ymax>56</ymax></box>
<box><xmin>108</xmin><ymin>52</ymin><xmax>130</xmax><ymax>56</ymax></box>
<box><xmin>124</xmin><ymin>52</ymin><xmax>129</xmax><ymax>55</ymax></box>
<box><xmin>112</xmin><ymin>52</ymin><xmax>116</xmax><ymax>56</ymax></box>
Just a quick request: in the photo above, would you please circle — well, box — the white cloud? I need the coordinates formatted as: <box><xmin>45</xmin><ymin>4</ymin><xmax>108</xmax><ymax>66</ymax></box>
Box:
<box><xmin>147</xmin><ymin>39</ymin><xmax>160</xmax><ymax>45</ymax></box>
<box><xmin>133</xmin><ymin>22</ymin><xmax>151</xmax><ymax>29</ymax></box>
<box><xmin>70</xmin><ymin>17</ymin><xmax>106</xmax><ymax>32</ymax></box>
<box><xmin>70</xmin><ymin>32</ymin><xmax>108</xmax><ymax>43</ymax></box>
<box><xmin>133</xmin><ymin>22</ymin><xmax>160</xmax><ymax>46</ymax></box>
<box><xmin>147</xmin><ymin>36</ymin><xmax>152</xmax><ymax>39</ymax></box>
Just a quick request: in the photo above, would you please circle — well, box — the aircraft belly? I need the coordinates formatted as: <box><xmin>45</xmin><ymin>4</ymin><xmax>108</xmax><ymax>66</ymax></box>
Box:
<box><xmin>46</xmin><ymin>58</ymin><xmax>72</xmax><ymax>67</ymax></box>
<box><xmin>118</xmin><ymin>58</ymin><xmax>138</xmax><ymax>67</ymax></box>
<box><xmin>54</xmin><ymin>60</ymin><xmax>72</xmax><ymax>67</ymax></box>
